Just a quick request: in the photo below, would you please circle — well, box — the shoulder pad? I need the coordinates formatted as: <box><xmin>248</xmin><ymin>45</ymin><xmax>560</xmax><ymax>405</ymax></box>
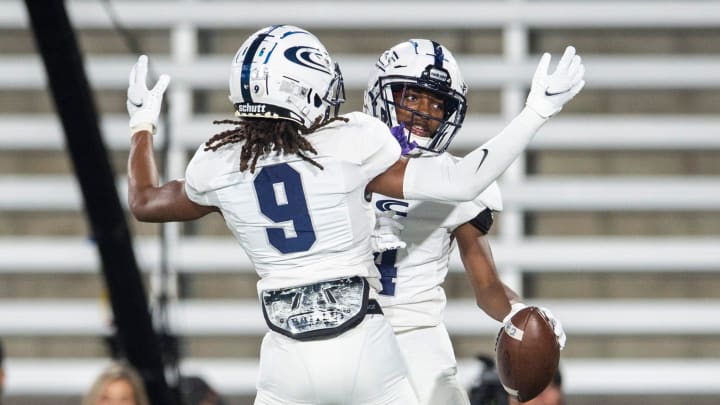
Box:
<box><xmin>475</xmin><ymin>181</ymin><xmax>503</xmax><ymax>212</ymax></box>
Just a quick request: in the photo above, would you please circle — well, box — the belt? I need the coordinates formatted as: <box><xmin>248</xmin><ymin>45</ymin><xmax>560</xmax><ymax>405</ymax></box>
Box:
<box><xmin>261</xmin><ymin>276</ymin><xmax>383</xmax><ymax>341</ymax></box>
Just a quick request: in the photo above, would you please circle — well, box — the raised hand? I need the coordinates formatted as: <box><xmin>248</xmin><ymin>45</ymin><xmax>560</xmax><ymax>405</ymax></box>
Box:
<box><xmin>526</xmin><ymin>46</ymin><xmax>585</xmax><ymax>118</ymax></box>
<box><xmin>127</xmin><ymin>55</ymin><xmax>170</xmax><ymax>134</ymax></box>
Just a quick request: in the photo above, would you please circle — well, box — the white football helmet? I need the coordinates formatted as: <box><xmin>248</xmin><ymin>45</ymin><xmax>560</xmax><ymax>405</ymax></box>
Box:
<box><xmin>229</xmin><ymin>25</ymin><xmax>345</xmax><ymax>129</ymax></box>
<box><xmin>364</xmin><ymin>39</ymin><xmax>467</xmax><ymax>154</ymax></box>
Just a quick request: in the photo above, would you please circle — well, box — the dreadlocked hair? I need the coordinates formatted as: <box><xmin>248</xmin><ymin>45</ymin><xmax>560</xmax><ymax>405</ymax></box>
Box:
<box><xmin>204</xmin><ymin>115</ymin><xmax>349</xmax><ymax>173</ymax></box>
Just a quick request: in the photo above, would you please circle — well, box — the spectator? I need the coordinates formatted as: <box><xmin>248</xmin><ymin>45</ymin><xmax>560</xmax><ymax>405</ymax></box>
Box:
<box><xmin>468</xmin><ymin>354</ymin><xmax>564</xmax><ymax>405</ymax></box>
<box><xmin>179</xmin><ymin>375</ymin><xmax>226</xmax><ymax>405</ymax></box>
<box><xmin>468</xmin><ymin>355</ymin><xmax>508</xmax><ymax>405</ymax></box>
<box><xmin>508</xmin><ymin>369</ymin><xmax>564</xmax><ymax>405</ymax></box>
<box><xmin>82</xmin><ymin>361</ymin><xmax>150</xmax><ymax>405</ymax></box>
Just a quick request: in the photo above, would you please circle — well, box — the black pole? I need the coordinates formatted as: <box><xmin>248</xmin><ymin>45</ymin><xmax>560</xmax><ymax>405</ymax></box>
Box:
<box><xmin>99</xmin><ymin>0</ymin><xmax>183</xmax><ymax>386</ymax></box>
<box><xmin>23</xmin><ymin>2</ymin><xmax>177</xmax><ymax>404</ymax></box>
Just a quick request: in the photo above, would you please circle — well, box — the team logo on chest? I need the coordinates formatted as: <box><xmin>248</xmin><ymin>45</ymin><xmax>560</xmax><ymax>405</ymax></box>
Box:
<box><xmin>375</xmin><ymin>199</ymin><xmax>409</xmax><ymax>217</ymax></box>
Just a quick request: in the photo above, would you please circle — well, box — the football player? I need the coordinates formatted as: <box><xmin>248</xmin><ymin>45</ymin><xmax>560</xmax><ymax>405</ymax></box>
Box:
<box><xmin>127</xmin><ymin>26</ymin><xmax>581</xmax><ymax>405</ymax></box>
<box><xmin>364</xmin><ymin>39</ymin><xmax>577</xmax><ymax>404</ymax></box>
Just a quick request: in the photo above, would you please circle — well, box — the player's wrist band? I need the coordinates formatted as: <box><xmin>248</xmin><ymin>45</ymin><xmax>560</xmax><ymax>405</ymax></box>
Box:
<box><xmin>130</xmin><ymin>122</ymin><xmax>155</xmax><ymax>136</ymax></box>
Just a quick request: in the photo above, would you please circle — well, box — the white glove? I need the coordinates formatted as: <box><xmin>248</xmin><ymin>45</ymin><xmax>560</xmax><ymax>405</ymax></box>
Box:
<box><xmin>371</xmin><ymin>211</ymin><xmax>406</xmax><ymax>252</ymax></box>
<box><xmin>525</xmin><ymin>45</ymin><xmax>585</xmax><ymax>118</ymax></box>
<box><xmin>503</xmin><ymin>303</ymin><xmax>567</xmax><ymax>350</ymax></box>
<box><xmin>127</xmin><ymin>55</ymin><xmax>170</xmax><ymax>135</ymax></box>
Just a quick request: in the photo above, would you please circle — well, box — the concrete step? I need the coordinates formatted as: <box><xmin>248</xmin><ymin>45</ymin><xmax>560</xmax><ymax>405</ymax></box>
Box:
<box><xmin>1</xmin><ymin>210</ymin><xmax>718</xmax><ymax>237</ymax></box>
<box><xmin>4</xmin><ymin>333</ymin><xmax>719</xmax><ymax>360</ymax></box>
<box><xmin>524</xmin><ymin>272</ymin><xmax>720</xmax><ymax>299</ymax></box>
<box><xmin>529</xmin><ymin>150</ymin><xmax>720</xmax><ymax>176</ymax></box>
<box><xmin>526</xmin><ymin>211</ymin><xmax>720</xmax><ymax>236</ymax></box>
<box><xmin>4</xmin><ymin>149</ymin><xmax>720</xmax><ymax>177</ymax></box>
<box><xmin>446</xmin><ymin>272</ymin><xmax>720</xmax><ymax>300</ymax></box>
<box><xmin>2</xmin><ymin>271</ymin><xmax>718</xmax><ymax>300</ymax></box>
<box><xmin>534</xmin><ymin>27</ymin><xmax>720</xmax><ymax>54</ymax></box>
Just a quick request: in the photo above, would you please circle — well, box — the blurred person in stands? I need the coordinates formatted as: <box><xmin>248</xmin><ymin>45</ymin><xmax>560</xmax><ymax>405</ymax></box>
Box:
<box><xmin>179</xmin><ymin>375</ymin><xmax>226</xmax><ymax>405</ymax></box>
<box><xmin>468</xmin><ymin>355</ymin><xmax>508</xmax><ymax>405</ymax></box>
<box><xmin>364</xmin><ymin>39</ymin><xmax>579</xmax><ymax>404</ymax></box>
<box><xmin>508</xmin><ymin>369</ymin><xmax>564</xmax><ymax>405</ymax></box>
<box><xmin>81</xmin><ymin>361</ymin><xmax>150</xmax><ymax>405</ymax></box>
<box><xmin>126</xmin><ymin>24</ymin><xmax>582</xmax><ymax>404</ymax></box>
<box><xmin>468</xmin><ymin>355</ymin><xmax>564</xmax><ymax>405</ymax></box>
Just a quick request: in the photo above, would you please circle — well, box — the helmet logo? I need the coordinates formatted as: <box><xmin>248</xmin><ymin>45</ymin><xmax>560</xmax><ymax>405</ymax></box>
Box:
<box><xmin>236</xmin><ymin>103</ymin><xmax>267</xmax><ymax>114</ymax></box>
<box><xmin>427</xmin><ymin>67</ymin><xmax>449</xmax><ymax>83</ymax></box>
<box><xmin>284</xmin><ymin>46</ymin><xmax>331</xmax><ymax>75</ymax></box>
<box><xmin>375</xmin><ymin>199</ymin><xmax>409</xmax><ymax>217</ymax></box>
<box><xmin>376</xmin><ymin>50</ymin><xmax>400</xmax><ymax>71</ymax></box>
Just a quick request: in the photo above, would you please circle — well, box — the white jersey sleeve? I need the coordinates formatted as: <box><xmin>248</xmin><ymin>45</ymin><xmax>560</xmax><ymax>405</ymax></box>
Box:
<box><xmin>184</xmin><ymin>155</ymin><xmax>214</xmax><ymax>207</ymax></box>
<box><xmin>441</xmin><ymin>180</ymin><xmax>503</xmax><ymax>231</ymax></box>
<box><xmin>184</xmin><ymin>178</ymin><xmax>206</xmax><ymax>206</ymax></box>
<box><xmin>340</xmin><ymin>112</ymin><xmax>401</xmax><ymax>180</ymax></box>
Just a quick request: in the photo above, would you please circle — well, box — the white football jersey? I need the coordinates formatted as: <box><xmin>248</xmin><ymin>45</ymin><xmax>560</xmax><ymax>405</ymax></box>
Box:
<box><xmin>185</xmin><ymin>112</ymin><xmax>400</xmax><ymax>293</ymax></box>
<box><xmin>371</xmin><ymin>152</ymin><xmax>503</xmax><ymax>328</ymax></box>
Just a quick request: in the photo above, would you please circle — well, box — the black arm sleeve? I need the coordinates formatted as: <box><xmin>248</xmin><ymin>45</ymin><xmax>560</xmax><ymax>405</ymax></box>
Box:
<box><xmin>468</xmin><ymin>208</ymin><xmax>494</xmax><ymax>235</ymax></box>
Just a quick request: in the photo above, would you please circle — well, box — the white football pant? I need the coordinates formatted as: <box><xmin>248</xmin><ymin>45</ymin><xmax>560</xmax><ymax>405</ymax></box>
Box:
<box><xmin>395</xmin><ymin>323</ymin><xmax>470</xmax><ymax>405</ymax></box>
<box><xmin>254</xmin><ymin>314</ymin><xmax>419</xmax><ymax>405</ymax></box>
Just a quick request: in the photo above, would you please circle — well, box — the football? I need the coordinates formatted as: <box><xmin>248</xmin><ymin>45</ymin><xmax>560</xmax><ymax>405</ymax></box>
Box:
<box><xmin>495</xmin><ymin>306</ymin><xmax>560</xmax><ymax>402</ymax></box>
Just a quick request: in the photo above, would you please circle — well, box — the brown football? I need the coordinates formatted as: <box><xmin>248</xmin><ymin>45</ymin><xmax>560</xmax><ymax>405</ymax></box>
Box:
<box><xmin>495</xmin><ymin>306</ymin><xmax>560</xmax><ymax>402</ymax></box>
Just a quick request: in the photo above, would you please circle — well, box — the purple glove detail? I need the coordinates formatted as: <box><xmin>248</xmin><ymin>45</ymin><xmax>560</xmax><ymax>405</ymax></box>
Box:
<box><xmin>390</xmin><ymin>123</ymin><xmax>417</xmax><ymax>156</ymax></box>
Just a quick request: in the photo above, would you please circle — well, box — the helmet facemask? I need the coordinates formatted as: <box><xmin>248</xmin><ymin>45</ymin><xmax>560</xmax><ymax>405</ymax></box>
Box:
<box><xmin>321</xmin><ymin>62</ymin><xmax>346</xmax><ymax>125</ymax></box>
<box><xmin>364</xmin><ymin>39</ymin><xmax>468</xmax><ymax>154</ymax></box>
<box><xmin>376</xmin><ymin>78</ymin><xmax>466</xmax><ymax>154</ymax></box>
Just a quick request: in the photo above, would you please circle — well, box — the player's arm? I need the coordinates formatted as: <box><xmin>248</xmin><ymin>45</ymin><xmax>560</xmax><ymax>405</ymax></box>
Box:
<box><xmin>126</xmin><ymin>55</ymin><xmax>217</xmax><ymax>222</ymax></box>
<box><xmin>365</xmin><ymin>157</ymin><xmax>407</xmax><ymax>196</ymax></box>
<box><xmin>455</xmin><ymin>210</ymin><xmax>566</xmax><ymax>348</ymax></box>
<box><xmin>369</xmin><ymin>107</ymin><xmax>543</xmax><ymax>200</ymax></box>
<box><xmin>453</xmin><ymin>212</ymin><xmax>514</xmax><ymax>322</ymax></box>
<box><xmin>368</xmin><ymin>46</ymin><xmax>585</xmax><ymax>201</ymax></box>
<box><xmin>128</xmin><ymin>131</ymin><xmax>216</xmax><ymax>222</ymax></box>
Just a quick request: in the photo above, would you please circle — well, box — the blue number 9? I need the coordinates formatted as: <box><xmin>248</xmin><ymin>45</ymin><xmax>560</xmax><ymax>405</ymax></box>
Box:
<box><xmin>253</xmin><ymin>163</ymin><xmax>317</xmax><ymax>253</ymax></box>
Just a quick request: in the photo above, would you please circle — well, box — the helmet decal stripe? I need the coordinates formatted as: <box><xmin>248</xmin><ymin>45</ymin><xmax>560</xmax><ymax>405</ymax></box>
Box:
<box><xmin>262</xmin><ymin>42</ymin><xmax>278</xmax><ymax>64</ymax></box>
<box><xmin>241</xmin><ymin>25</ymin><xmax>281</xmax><ymax>103</ymax></box>
<box><xmin>281</xmin><ymin>30</ymin><xmax>310</xmax><ymax>39</ymax></box>
<box><xmin>431</xmin><ymin>40</ymin><xmax>444</xmax><ymax>69</ymax></box>
<box><xmin>410</xmin><ymin>40</ymin><xmax>420</xmax><ymax>54</ymax></box>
